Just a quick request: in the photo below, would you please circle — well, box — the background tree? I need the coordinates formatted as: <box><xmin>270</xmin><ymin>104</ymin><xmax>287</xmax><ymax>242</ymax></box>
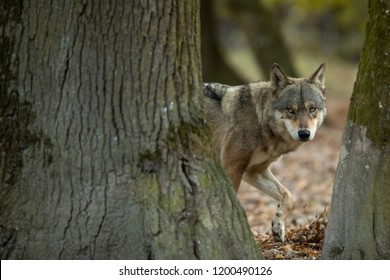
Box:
<box><xmin>226</xmin><ymin>0</ymin><xmax>297</xmax><ymax>76</ymax></box>
<box><xmin>263</xmin><ymin>0</ymin><xmax>367</xmax><ymax>62</ymax></box>
<box><xmin>322</xmin><ymin>0</ymin><xmax>390</xmax><ymax>259</ymax></box>
<box><xmin>201</xmin><ymin>0</ymin><xmax>297</xmax><ymax>84</ymax></box>
<box><xmin>0</xmin><ymin>0</ymin><xmax>261</xmax><ymax>259</ymax></box>
<box><xmin>201</xmin><ymin>0</ymin><xmax>244</xmax><ymax>84</ymax></box>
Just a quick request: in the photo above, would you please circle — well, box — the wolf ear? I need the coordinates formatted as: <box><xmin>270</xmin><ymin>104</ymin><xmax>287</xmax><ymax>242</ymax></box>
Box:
<box><xmin>271</xmin><ymin>63</ymin><xmax>291</xmax><ymax>88</ymax></box>
<box><xmin>309</xmin><ymin>63</ymin><xmax>326</xmax><ymax>86</ymax></box>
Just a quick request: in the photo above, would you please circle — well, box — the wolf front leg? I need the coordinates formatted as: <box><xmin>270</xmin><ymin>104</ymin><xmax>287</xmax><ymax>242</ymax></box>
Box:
<box><xmin>242</xmin><ymin>168</ymin><xmax>293</xmax><ymax>242</ymax></box>
<box><xmin>220</xmin><ymin>137</ymin><xmax>253</xmax><ymax>192</ymax></box>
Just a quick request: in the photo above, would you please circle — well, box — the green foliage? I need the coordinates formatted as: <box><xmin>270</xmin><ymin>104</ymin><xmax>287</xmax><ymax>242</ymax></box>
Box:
<box><xmin>263</xmin><ymin>0</ymin><xmax>368</xmax><ymax>61</ymax></box>
<box><xmin>287</xmin><ymin>0</ymin><xmax>367</xmax><ymax>32</ymax></box>
<box><xmin>264</xmin><ymin>0</ymin><xmax>367</xmax><ymax>30</ymax></box>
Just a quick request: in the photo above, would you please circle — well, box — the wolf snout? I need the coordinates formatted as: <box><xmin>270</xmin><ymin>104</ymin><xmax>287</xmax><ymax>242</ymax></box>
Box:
<box><xmin>298</xmin><ymin>129</ymin><xmax>311</xmax><ymax>141</ymax></box>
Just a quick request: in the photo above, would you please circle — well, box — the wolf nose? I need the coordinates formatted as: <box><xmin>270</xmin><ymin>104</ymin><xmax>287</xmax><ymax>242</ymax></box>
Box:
<box><xmin>298</xmin><ymin>130</ymin><xmax>311</xmax><ymax>141</ymax></box>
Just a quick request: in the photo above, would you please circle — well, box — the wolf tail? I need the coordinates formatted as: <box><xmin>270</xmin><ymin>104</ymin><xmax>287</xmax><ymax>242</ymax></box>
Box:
<box><xmin>203</xmin><ymin>83</ymin><xmax>230</xmax><ymax>101</ymax></box>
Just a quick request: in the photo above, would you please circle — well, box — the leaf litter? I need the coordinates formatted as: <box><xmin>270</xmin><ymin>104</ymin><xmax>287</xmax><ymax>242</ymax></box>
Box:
<box><xmin>255</xmin><ymin>206</ymin><xmax>328</xmax><ymax>260</ymax></box>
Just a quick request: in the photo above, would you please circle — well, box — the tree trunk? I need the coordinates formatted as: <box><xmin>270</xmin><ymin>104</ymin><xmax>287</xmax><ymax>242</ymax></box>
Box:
<box><xmin>322</xmin><ymin>0</ymin><xmax>390</xmax><ymax>259</ymax></box>
<box><xmin>226</xmin><ymin>0</ymin><xmax>298</xmax><ymax>77</ymax></box>
<box><xmin>201</xmin><ymin>0</ymin><xmax>244</xmax><ymax>85</ymax></box>
<box><xmin>0</xmin><ymin>0</ymin><xmax>261</xmax><ymax>259</ymax></box>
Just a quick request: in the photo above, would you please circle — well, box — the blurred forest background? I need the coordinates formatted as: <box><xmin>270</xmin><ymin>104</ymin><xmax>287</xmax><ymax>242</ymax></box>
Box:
<box><xmin>200</xmin><ymin>0</ymin><xmax>368</xmax><ymax>235</ymax></box>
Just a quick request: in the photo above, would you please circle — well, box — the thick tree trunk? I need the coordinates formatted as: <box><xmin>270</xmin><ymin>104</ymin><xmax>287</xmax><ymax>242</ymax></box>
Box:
<box><xmin>322</xmin><ymin>0</ymin><xmax>390</xmax><ymax>259</ymax></box>
<box><xmin>0</xmin><ymin>0</ymin><xmax>261</xmax><ymax>259</ymax></box>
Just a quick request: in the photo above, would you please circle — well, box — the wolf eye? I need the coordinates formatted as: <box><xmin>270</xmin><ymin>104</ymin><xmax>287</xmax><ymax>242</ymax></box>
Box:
<box><xmin>309</xmin><ymin>107</ymin><xmax>317</xmax><ymax>113</ymax></box>
<box><xmin>286</xmin><ymin>108</ymin><xmax>295</xmax><ymax>114</ymax></box>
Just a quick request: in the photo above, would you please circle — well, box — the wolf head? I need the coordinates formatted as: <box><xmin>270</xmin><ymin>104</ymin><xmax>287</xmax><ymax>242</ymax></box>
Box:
<box><xmin>271</xmin><ymin>63</ymin><xmax>327</xmax><ymax>142</ymax></box>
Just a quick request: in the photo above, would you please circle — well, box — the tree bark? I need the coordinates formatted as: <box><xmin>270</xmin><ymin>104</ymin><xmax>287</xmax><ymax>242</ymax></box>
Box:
<box><xmin>0</xmin><ymin>0</ymin><xmax>261</xmax><ymax>259</ymax></box>
<box><xmin>322</xmin><ymin>0</ymin><xmax>390</xmax><ymax>259</ymax></box>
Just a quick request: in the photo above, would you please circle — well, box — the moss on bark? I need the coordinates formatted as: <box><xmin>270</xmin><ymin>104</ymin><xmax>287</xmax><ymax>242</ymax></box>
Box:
<box><xmin>348</xmin><ymin>0</ymin><xmax>390</xmax><ymax>147</ymax></box>
<box><xmin>322</xmin><ymin>0</ymin><xmax>390</xmax><ymax>259</ymax></box>
<box><xmin>0</xmin><ymin>0</ymin><xmax>40</xmax><ymax>187</ymax></box>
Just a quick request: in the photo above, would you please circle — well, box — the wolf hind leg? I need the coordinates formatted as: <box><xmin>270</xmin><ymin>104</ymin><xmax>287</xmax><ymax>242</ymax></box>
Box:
<box><xmin>242</xmin><ymin>168</ymin><xmax>292</xmax><ymax>242</ymax></box>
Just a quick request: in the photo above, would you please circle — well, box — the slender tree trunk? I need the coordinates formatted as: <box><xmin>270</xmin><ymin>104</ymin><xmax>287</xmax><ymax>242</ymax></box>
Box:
<box><xmin>0</xmin><ymin>0</ymin><xmax>261</xmax><ymax>259</ymax></box>
<box><xmin>226</xmin><ymin>0</ymin><xmax>298</xmax><ymax>77</ymax></box>
<box><xmin>322</xmin><ymin>0</ymin><xmax>390</xmax><ymax>259</ymax></box>
<box><xmin>201</xmin><ymin>0</ymin><xmax>244</xmax><ymax>84</ymax></box>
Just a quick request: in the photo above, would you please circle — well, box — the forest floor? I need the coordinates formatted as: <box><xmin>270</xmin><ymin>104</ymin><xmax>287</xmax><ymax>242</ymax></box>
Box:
<box><xmin>238</xmin><ymin>94</ymin><xmax>351</xmax><ymax>259</ymax></box>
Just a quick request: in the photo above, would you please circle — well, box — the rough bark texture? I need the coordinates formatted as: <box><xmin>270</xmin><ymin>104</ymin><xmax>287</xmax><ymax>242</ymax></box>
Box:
<box><xmin>322</xmin><ymin>0</ymin><xmax>390</xmax><ymax>259</ymax></box>
<box><xmin>0</xmin><ymin>0</ymin><xmax>261</xmax><ymax>259</ymax></box>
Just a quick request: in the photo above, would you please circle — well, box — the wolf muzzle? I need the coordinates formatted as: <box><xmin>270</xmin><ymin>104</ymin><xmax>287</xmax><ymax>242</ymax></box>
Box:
<box><xmin>298</xmin><ymin>129</ymin><xmax>311</xmax><ymax>141</ymax></box>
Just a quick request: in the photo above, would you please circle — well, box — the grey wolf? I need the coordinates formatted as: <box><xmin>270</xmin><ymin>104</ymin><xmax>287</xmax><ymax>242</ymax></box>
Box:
<box><xmin>203</xmin><ymin>63</ymin><xmax>326</xmax><ymax>242</ymax></box>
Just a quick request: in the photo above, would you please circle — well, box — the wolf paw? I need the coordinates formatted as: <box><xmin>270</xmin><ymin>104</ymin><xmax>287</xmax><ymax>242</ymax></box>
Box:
<box><xmin>271</xmin><ymin>219</ymin><xmax>285</xmax><ymax>242</ymax></box>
